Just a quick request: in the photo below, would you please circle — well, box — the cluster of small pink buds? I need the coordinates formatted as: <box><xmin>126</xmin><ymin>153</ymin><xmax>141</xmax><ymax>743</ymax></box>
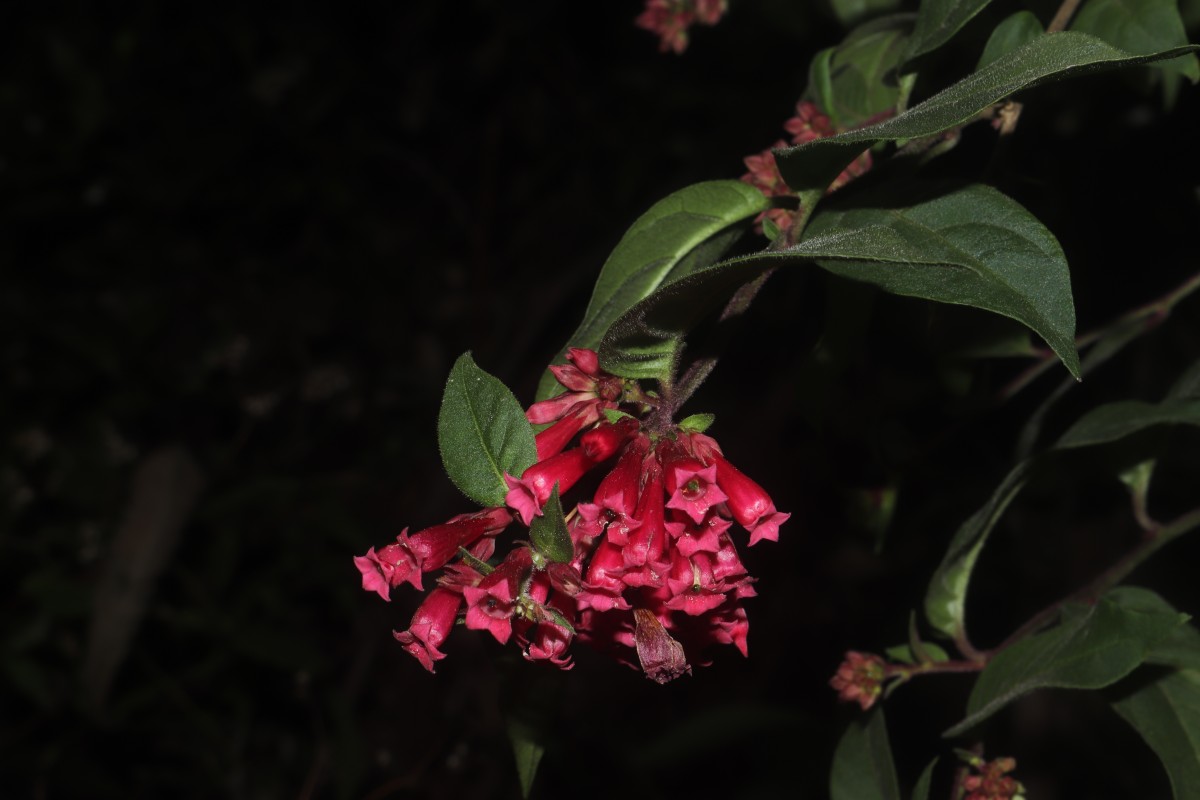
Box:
<box><xmin>829</xmin><ymin>650</ymin><xmax>887</xmax><ymax>710</ymax></box>
<box><xmin>354</xmin><ymin>348</ymin><xmax>789</xmax><ymax>681</ymax></box>
<box><xmin>635</xmin><ymin>0</ymin><xmax>728</xmax><ymax>54</ymax></box>
<box><xmin>741</xmin><ymin>100</ymin><xmax>878</xmax><ymax>235</ymax></box>
<box><xmin>961</xmin><ymin>755</ymin><xmax>1025</xmax><ymax>800</ymax></box>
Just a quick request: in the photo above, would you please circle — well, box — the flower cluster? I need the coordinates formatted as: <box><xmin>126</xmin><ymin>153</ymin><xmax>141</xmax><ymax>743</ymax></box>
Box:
<box><xmin>635</xmin><ymin>0</ymin><xmax>728</xmax><ymax>54</ymax></box>
<box><xmin>829</xmin><ymin>650</ymin><xmax>887</xmax><ymax>710</ymax></box>
<box><xmin>354</xmin><ymin>348</ymin><xmax>789</xmax><ymax>681</ymax></box>
<box><xmin>741</xmin><ymin>100</ymin><xmax>877</xmax><ymax>235</ymax></box>
<box><xmin>961</xmin><ymin>755</ymin><xmax>1025</xmax><ymax>800</ymax></box>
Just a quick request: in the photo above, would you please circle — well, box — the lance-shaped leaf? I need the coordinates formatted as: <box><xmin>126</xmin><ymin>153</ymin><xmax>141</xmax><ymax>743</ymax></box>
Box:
<box><xmin>831</xmin><ymin>707</ymin><xmax>902</xmax><ymax>800</ymax></box>
<box><xmin>438</xmin><ymin>352</ymin><xmax>537</xmax><ymax>507</ymax></box>
<box><xmin>536</xmin><ymin>180</ymin><xmax>768</xmax><ymax>398</ymax></box>
<box><xmin>1071</xmin><ymin>0</ymin><xmax>1200</xmax><ymax>82</ymax></box>
<box><xmin>776</xmin><ymin>33</ymin><xmax>1200</xmax><ymax>198</ymax></box>
<box><xmin>1056</xmin><ymin>398</ymin><xmax>1200</xmax><ymax>449</ymax></box>
<box><xmin>927</xmin><ymin>394</ymin><xmax>1200</xmax><ymax>640</ymax></box>
<box><xmin>529</xmin><ymin>485</ymin><xmax>572</xmax><ymax>564</ymax></box>
<box><xmin>805</xmin><ymin>183</ymin><xmax>1079</xmax><ymax>377</ymax></box>
<box><xmin>810</xmin><ymin>14</ymin><xmax>914</xmax><ymax>129</ymax></box>
<box><xmin>911</xmin><ymin>758</ymin><xmax>938</xmax><ymax>800</ymax></box>
<box><xmin>602</xmin><ymin>183</ymin><xmax>1079</xmax><ymax>381</ymax></box>
<box><xmin>944</xmin><ymin>588</ymin><xmax>1187</xmax><ymax>737</ymax></box>
<box><xmin>905</xmin><ymin>0</ymin><xmax>995</xmax><ymax>65</ymax></box>
<box><xmin>1111</xmin><ymin>668</ymin><xmax>1200</xmax><ymax>800</ymax></box>
<box><xmin>977</xmin><ymin>11</ymin><xmax>1044</xmax><ymax>71</ymax></box>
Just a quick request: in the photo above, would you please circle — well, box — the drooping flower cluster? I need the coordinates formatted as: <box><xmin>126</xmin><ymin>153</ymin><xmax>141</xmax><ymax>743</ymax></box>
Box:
<box><xmin>741</xmin><ymin>100</ymin><xmax>878</xmax><ymax>235</ymax></box>
<box><xmin>635</xmin><ymin>0</ymin><xmax>728</xmax><ymax>54</ymax></box>
<box><xmin>354</xmin><ymin>348</ymin><xmax>789</xmax><ymax>681</ymax></box>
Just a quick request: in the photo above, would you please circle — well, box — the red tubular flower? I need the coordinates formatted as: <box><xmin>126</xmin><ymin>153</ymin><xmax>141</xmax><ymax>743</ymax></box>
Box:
<box><xmin>407</xmin><ymin>507</ymin><xmax>512</xmax><ymax>573</ymax></box>
<box><xmin>662</xmin><ymin>440</ymin><xmax>728</xmax><ymax>524</ymax></box>
<box><xmin>462</xmin><ymin>547</ymin><xmax>533</xmax><ymax>644</ymax></box>
<box><xmin>666</xmin><ymin>511</ymin><xmax>727</xmax><ymax>557</ymax></box>
<box><xmin>534</xmin><ymin>402</ymin><xmax>601</xmax><ymax>460</ymax></box>
<box><xmin>354</xmin><ymin>508</ymin><xmax>512</xmax><ymax>600</ymax></box>
<box><xmin>354</xmin><ymin>538</ymin><xmax>421</xmax><ymax>600</ymax></box>
<box><xmin>620</xmin><ymin>458</ymin><xmax>670</xmax><ymax>586</ymax></box>
<box><xmin>505</xmin><ymin>448</ymin><xmax>597</xmax><ymax>525</ymax></box>
<box><xmin>708</xmin><ymin>453</ymin><xmax>790</xmax><ymax>545</ymax></box>
<box><xmin>393</xmin><ymin>587</ymin><xmax>463</xmax><ymax>672</ymax></box>
<box><xmin>578</xmin><ymin>540</ymin><xmax>632</xmax><ymax>612</ymax></box>
<box><xmin>830</xmin><ymin>651</ymin><xmax>887</xmax><ymax>710</ymax></box>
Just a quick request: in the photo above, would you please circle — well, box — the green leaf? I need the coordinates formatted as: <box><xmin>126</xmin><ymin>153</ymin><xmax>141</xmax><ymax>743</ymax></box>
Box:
<box><xmin>507</xmin><ymin>717</ymin><xmax>546</xmax><ymax>799</ymax></box>
<box><xmin>804</xmin><ymin>183</ymin><xmax>1079</xmax><ymax>378</ymax></box>
<box><xmin>1071</xmin><ymin>0</ymin><xmax>1200</xmax><ymax>82</ymax></box>
<box><xmin>1112</xmin><ymin>668</ymin><xmax>1200</xmax><ymax>800</ymax></box>
<box><xmin>1167</xmin><ymin>358</ymin><xmax>1200</xmax><ymax>400</ymax></box>
<box><xmin>1118</xmin><ymin>588</ymin><xmax>1200</xmax><ymax>671</ymax></box>
<box><xmin>777</xmin><ymin>33</ymin><xmax>1200</xmax><ymax>197</ymax></box>
<box><xmin>810</xmin><ymin>15</ymin><xmax>914</xmax><ymax>129</ymax></box>
<box><xmin>678</xmin><ymin>413</ymin><xmax>715</xmax><ymax>433</ymax></box>
<box><xmin>528</xmin><ymin>485</ymin><xmax>573</xmax><ymax>564</ymax></box>
<box><xmin>905</xmin><ymin>0</ymin><xmax>995</xmax><ymax>64</ymax></box>
<box><xmin>885</xmin><ymin>641</ymin><xmax>950</xmax><ymax>665</ymax></box>
<box><xmin>437</xmin><ymin>352</ymin><xmax>537</xmax><ymax>507</ymax></box>
<box><xmin>831</xmin><ymin>707</ymin><xmax>902</xmax><ymax>800</ymax></box>
<box><xmin>976</xmin><ymin>11</ymin><xmax>1044</xmax><ymax>71</ymax></box>
<box><xmin>535</xmin><ymin>181</ymin><xmax>768</xmax><ymax>398</ymax></box>
<box><xmin>911</xmin><ymin>758</ymin><xmax>938</xmax><ymax>800</ymax></box>
<box><xmin>602</xmin><ymin>183</ymin><xmax>1080</xmax><ymax>382</ymax></box>
<box><xmin>1056</xmin><ymin>399</ymin><xmax>1200</xmax><ymax>449</ymax></box>
<box><xmin>928</xmin><ymin>393</ymin><xmax>1200</xmax><ymax>641</ymax></box>
<box><xmin>924</xmin><ymin>459</ymin><xmax>1033</xmax><ymax>640</ymax></box>
<box><xmin>829</xmin><ymin>0</ymin><xmax>906</xmax><ymax>29</ymax></box>
<box><xmin>945</xmin><ymin>589</ymin><xmax>1187</xmax><ymax>736</ymax></box>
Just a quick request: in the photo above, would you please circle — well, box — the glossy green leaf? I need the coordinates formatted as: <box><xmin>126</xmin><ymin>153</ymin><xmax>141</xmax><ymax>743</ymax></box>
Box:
<box><xmin>602</xmin><ymin>183</ymin><xmax>1079</xmax><ymax>382</ymax></box>
<box><xmin>805</xmin><ymin>183</ymin><xmax>1079</xmax><ymax>378</ymax></box>
<box><xmin>829</xmin><ymin>0</ymin><xmax>905</xmax><ymax>28</ymax></box>
<box><xmin>507</xmin><ymin>717</ymin><xmax>545</xmax><ymax>799</ymax></box>
<box><xmin>924</xmin><ymin>459</ymin><xmax>1033</xmax><ymax>640</ymax></box>
<box><xmin>1056</xmin><ymin>399</ymin><xmax>1200</xmax><ymax>449</ymax></box>
<box><xmin>1112</xmin><ymin>668</ymin><xmax>1200</xmax><ymax>800</ymax></box>
<box><xmin>831</xmin><ymin>707</ymin><xmax>902</xmax><ymax>800</ymax></box>
<box><xmin>1129</xmin><ymin>588</ymin><xmax>1200</xmax><ymax>671</ymax></box>
<box><xmin>905</xmin><ymin>0</ymin><xmax>995</xmax><ymax>64</ymax></box>
<box><xmin>1071</xmin><ymin>0</ymin><xmax>1200</xmax><ymax>82</ymax></box>
<box><xmin>536</xmin><ymin>181</ymin><xmax>768</xmax><ymax>398</ymax></box>
<box><xmin>529</xmin><ymin>485</ymin><xmax>572</xmax><ymax>564</ymax></box>
<box><xmin>810</xmin><ymin>15</ymin><xmax>914</xmax><ymax>129</ymax></box>
<box><xmin>437</xmin><ymin>352</ymin><xmax>537</xmax><ymax>507</ymax></box>
<box><xmin>777</xmin><ymin>33</ymin><xmax>1200</xmax><ymax>198</ymax></box>
<box><xmin>977</xmin><ymin>11</ymin><xmax>1044</xmax><ymax>71</ymax></box>
<box><xmin>911</xmin><ymin>758</ymin><xmax>938</xmax><ymax>800</ymax></box>
<box><xmin>945</xmin><ymin>588</ymin><xmax>1187</xmax><ymax>736</ymax></box>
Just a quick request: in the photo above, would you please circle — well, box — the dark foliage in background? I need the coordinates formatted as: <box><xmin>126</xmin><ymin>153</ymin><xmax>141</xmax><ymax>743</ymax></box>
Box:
<box><xmin>3</xmin><ymin>2</ymin><xmax>1198</xmax><ymax>798</ymax></box>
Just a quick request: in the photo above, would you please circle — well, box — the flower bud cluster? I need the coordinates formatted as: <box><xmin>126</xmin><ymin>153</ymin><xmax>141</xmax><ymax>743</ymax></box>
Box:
<box><xmin>961</xmin><ymin>755</ymin><xmax>1025</xmax><ymax>800</ymax></box>
<box><xmin>354</xmin><ymin>348</ymin><xmax>789</xmax><ymax>681</ymax></box>
<box><xmin>741</xmin><ymin>100</ymin><xmax>879</xmax><ymax>235</ymax></box>
<box><xmin>635</xmin><ymin>0</ymin><xmax>728</xmax><ymax>54</ymax></box>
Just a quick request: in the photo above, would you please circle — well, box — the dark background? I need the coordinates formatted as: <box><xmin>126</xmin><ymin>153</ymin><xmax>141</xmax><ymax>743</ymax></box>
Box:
<box><xmin>3</xmin><ymin>2</ymin><xmax>1199</xmax><ymax>798</ymax></box>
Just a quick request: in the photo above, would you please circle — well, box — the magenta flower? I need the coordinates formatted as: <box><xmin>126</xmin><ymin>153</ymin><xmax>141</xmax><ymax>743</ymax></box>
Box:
<box><xmin>354</xmin><ymin>539</ymin><xmax>421</xmax><ymax>600</ymax></box>
<box><xmin>635</xmin><ymin>0</ymin><xmax>728</xmax><ymax>54</ymax></box>
<box><xmin>393</xmin><ymin>587</ymin><xmax>463</xmax><ymax>672</ymax></box>
<box><xmin>709</xmin><ymin>453</ymin><xmax>790</xmax><ymax>544</ymax></box>
<box><xmin>505</xmin><ymin>448</ymin><xmax>596</xmax><ymax>525</ymax></box>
